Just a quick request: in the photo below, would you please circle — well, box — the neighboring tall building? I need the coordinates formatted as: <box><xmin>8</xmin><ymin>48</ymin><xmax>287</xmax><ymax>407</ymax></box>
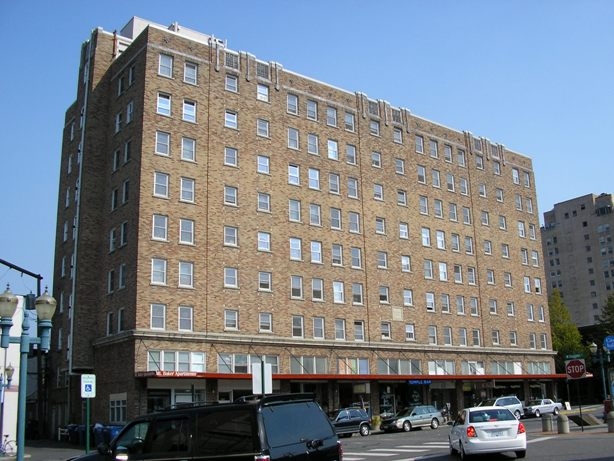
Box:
<box><xmin>542</xmin><ymin>193</ymin><xmax>614</xmax><ymax>328</ymax></box>
<box><xmin>50</xmin><ymin>17</ymin><xmax>557</xmax><ymax>430</ymax></box>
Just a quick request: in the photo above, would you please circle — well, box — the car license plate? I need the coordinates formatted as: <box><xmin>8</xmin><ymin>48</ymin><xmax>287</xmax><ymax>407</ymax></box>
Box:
<box><xmin>490</xmin><ymin>430</ymin><xmax>504</xmax><ymax>437</ymax></box>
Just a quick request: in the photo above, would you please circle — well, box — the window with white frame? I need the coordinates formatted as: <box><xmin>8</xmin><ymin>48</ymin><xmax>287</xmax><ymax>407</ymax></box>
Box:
<box><xmin>423</xmin><ymin>259</ymin><xmax>433</xmax><ymax>279</ymax></box>
<box><xmin>178</xmin><ymin>305</ymin><xmax>193</xmax><ymax>331</ymax></box>
<box><xmin>354</xmin><ymin>321</ymin><xmax>365</xmax><ymax>341</ymax></box>
<box><xmin>183</xmin><ymin>100</ymin><xmax>196</xmax><ymax>122</ymax></box>
<box><xmin>330</xmin><ymin>208</ymin><xmax>342</xmax><ymax>230</ymax></box>
<box><xmin>292</xmin><ymin>316</ymin><xmax>304</xmax><ymax>338</ymax></box>
<box><xmin>333</xmin><ymin>281</ymin><xmax>345</xmax><ymax>303</ymax></box>
<box><xmin>289</xmin><ymin>199</ymin><xmax>301</xmax><ymax>222</ymax></box>
<box><xmin>258</xmin><ymin>232</ymin><xmax>271</xmax><ymax>252</ymax></box>
<box><xmin>289</xmin><ymin>237</ymin><xmax>302</xmax><ymax>260</ymax></box>
<box><xmin>225</xmin><ymin>74</ymin><xmax>238</xmax><ymax>92</ymax></box>
<box><xmin>157</xmin><ymin>93</ymin><xmax>171</xmax><ymax>116</ymax></box>
<box><xmin>257</xmin><ymin>84</ymin><xmax>269</xmax><ymax>102</ymax></box>
<box><xmin>313</xmin><ymin>317</ymin><xmax>325</xmax><ymax>339</ymax></box>
<box><xmin>224</xmin><ymin>185</ymin><xmax>238</xmax><ymax>205</ymax></box>
<box><xmin>257</xmin><ymin>118</ymin><xmax>270</xmax><ymax>137</ymax></box>
<box><xmin>350</xmin><ymin>247</ymin><xmax>362</xmax><ymax>268</ymax></box>
<box><xmin>291</xmin><ymin>275</ymin><xmax>303</xmax><ymax>298</ymax></box>
<box><xmin>288</xmin><ymin>164</ymin><xmax>300</xmax><ymax>185</ymax></box>
<box><xmin>312</xmin><ymin>278</ymin><xmax>324</xmax><ymax>301</ymax></box>
<box><xmin>352</xmin><ymin>283</ymin><xmax>363</xmax><ymax>304</ymax></box>
<box><xmin>345</xmin><ymin>144</ymin><xmax>356</xmax><ymax>163</ymax></box>
<box><xmin>178</xmin><ymin>261</ymin><xmax>194</xmax><ymax>288</ymax></box>
<box><xmin>458</xmin><ymin>328</ymin><xmax>467</xmax><ymax>346</ymax></box>
<box><xmin>180</xmin><ymin>177</ymin><xmax>195</xmax><ymax>202</ymax></box>
<box><xmin>158</xmin><ymin>54</ymin><xmax>173</xmax><ymax>77</ymax></box>
<box><xmin>373</xmin><ymin>184</ymin><xmax>384</xmax><ymax>200</ymax></box>
<box><xmin>403</xmin><ymin>289</ymin><xmax>413</xmax><ymax>307</ymax></box>
<box><xmin>152</xmin><ymin>214</ymin><xmax>168</xmax><ymax>241</ymax></box>
<box><xmin>327</xmin><ymin>139</ymin><xmax>338</xmax><ymax>160</ymax></box>
<box><xmin>348</xmin><ymin>177</ymin><xmax>359</xmax><ymax>198</ymax></box>
<box><xmin>151</xmin><ymin>303</ymin><xmax>166</xmax><ymax>329</ymax></box>
<box><xmin>344</xmin><ymin>111</ymin><xmax>355</xmax><ymax>131</ymax></box>
<box><xmin>428</xmin><ymin>325</ymin><xmax>437</xmax><ymax>344</ymax></box>
<box><xmin>334</xmin><ymin>319</ymin><xmax>346</xmax><ymax>340</ymax></box>
<box><xmin>184</xmin><ymin>62</ymin><xmax>197</xmax><ymax>84</ymax></box>
<box><xmin>287</xmin><ymin>127</ymin><xmax>299</xmax><ymax>149</ymax></box>
<box><xmin>224</xmin><ymin>226</ymin><xmax>238</xmax><ymax>246</ymax></box>
<box><xmin>287</xmin><ymin>94</ymin><xmax>298</xmax><ymax>114</ymax></box>
<box><xmin>379</xmin><ymin>286</ymin><xmax>390</xmax><ymax>304</ymax></box>
<box><xmin>224</xmin><ymin>110</ymin><xmax>238</xmax><ymax>129</ymax></box>
<box><xmin>331</xmin><ymin>244</ymin><xmax>343</xmax><ymax>265</ymax></box>
<box><xmin>257</xmin><ymin>192</ymin><xmax>271</xmax><ymax>212</ymax></box>
<box><xmin>224</xmin><ymin>267</ymin><xmax>238</xmax><ymax>287</ymax></box>
<box><xmin>225</xmin><ymin>309</ymin><xmax>238</xmax><ymax>329</ymax></box>
<box><xmin>181</xmin><ymin>137</ymin><xmax>195</xmax><ymax>162</ymax></box>
<box><xmin>151</xmin><ymin>258</ymin><xmax>167</xmax><ymax>285</ymax></box>
<box><xmin>259</xmin><ymin>312</ymin><xmax>272</xmax><ymax>332</ymax></box>
<box><xmin>381</xmin><ymin>322</ymin><xmax>391</xmax><ymax>339</ymax></box>
<box><xmin>258</xmin><ymin>271</ymin><xmax>272</xmax><ymax>291</ymax></box>
<box><xmin>306</xmin><ymin>100</ymin><xmax>318</xmax><ymax>120</ymax></box>
<box><xmin>326</xmin><ymin>106</ymin><xmax>337</xmax><ymax>126</ymax></box>
<box><xmin>179</xmin><ymin>219</ymin><xmax>194</xmax><ymax>244</ymax></box>
<box><xmin>307</xmin><ymin>133</ymin><xmax>319</xmax><ymax>154</ymax></box>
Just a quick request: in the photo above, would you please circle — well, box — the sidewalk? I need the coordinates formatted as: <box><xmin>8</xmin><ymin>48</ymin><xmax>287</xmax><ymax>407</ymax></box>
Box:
<box><xmin>24</xmin><ymin>439</ymin><xmax>85</xmax><ymax>461</ymax></box>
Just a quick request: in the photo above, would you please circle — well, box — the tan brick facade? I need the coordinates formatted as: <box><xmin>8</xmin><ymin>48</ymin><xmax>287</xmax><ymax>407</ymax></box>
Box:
<box><xmin>50</xmin><ymin>18</ymin><xmax>558</xmax><ymax>427</ymax></box>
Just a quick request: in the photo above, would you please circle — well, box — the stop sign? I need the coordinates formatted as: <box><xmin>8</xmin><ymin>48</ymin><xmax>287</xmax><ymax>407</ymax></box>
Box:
<box><xmin>565</xmin><ymin>359</ymin><xmax>586</xmax><ymax>379</ymax></box>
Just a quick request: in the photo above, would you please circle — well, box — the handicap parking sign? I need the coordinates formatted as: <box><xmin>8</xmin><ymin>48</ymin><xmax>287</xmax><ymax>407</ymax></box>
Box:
<box><xmin>81</xmin><ymin>374</ymin><xmax>96</xmax><ymax>398</ymax></box>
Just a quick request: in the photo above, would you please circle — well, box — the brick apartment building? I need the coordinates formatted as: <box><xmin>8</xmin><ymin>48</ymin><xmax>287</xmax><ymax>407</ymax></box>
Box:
<box><xmin>50</xmin><ymin>17</ymin><xmax>558</xmax><ymax>429</ymax></box>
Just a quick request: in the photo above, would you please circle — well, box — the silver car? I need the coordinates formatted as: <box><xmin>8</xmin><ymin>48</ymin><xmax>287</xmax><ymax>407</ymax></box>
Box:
<box><xmin>449</xmin><ymin>406</ymin><xmax>527</xmax><ymax>459</ymax></box>
<box><xmin>379</xmin><ymin>404</ymin><xmax>442</xmax><ymax>432</ymax></box>
<box><xmin>523</xmin><ymin>398</ymin><xmax>563</xmax><ymax>418</ymax></box>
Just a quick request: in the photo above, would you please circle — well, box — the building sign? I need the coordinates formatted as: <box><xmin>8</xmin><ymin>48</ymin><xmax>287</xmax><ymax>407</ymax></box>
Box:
<box><xmin>408</xmin><ymin>379</ymin><xmax>432</xmax><ymax>385</ymax></box>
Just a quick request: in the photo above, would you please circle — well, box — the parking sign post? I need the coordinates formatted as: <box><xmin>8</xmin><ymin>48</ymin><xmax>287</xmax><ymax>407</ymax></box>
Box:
<box><xmin>81</xmin><ymin>374</ymin><xmax>96</xmax><ymax>453</ymax></box>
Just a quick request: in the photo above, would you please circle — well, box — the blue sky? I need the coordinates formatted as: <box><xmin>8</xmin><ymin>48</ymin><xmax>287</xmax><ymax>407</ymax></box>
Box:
<box><xmin>1</xmin><ymin>0</ymin><xmax>612</xmax><ymax>295</ymax></box>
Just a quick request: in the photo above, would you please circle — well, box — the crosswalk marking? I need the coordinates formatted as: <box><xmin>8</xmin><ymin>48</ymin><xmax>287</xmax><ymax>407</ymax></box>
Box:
<box><xmin>343</xmin><ymin>443</ymin><xmax>449</xmax><ymax>461</ymax></box>
<box><xmin>370</xmin><ymin>448</ymin><xmax>427</xmax><ymax>453</ymax></box>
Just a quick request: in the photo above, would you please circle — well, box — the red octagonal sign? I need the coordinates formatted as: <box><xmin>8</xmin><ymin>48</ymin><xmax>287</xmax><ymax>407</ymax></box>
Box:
<box><xmin>565</xmin><ymin>359</ymin><xmax>586</xmax><ymax>379</ymax></box>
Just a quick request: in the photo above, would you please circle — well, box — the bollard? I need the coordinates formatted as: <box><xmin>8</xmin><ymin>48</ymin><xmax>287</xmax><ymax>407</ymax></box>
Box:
<box><xmin>541</xmin><ymin>414</ymin><xmax>553</xmax><ymax>432</ymax></box>
<box><xmin>608</xmin><ymin>411</ymin><xmax>614</xmax><ymax>433</ymax></box>
<box><xmin>557</xmin><ymin>414</ymin><xmax>569</xmax><ymax>434</ymax></box>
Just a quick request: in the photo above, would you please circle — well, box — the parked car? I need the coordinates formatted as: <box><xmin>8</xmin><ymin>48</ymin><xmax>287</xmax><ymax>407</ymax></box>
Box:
<box><xmin>379</xmin><ymin>404</ymin><xmax>443</xmax><ymax>432</ymax></box>
<box><xmin>330</xmin><ymin>407</ymin><xmax>371</xmax><ymax>437</ymax></box>
<box><xmin>479</xmin><ymin>395</ymin><xmax>524</xmax><ymax>419</ymax></box>
<box><xmin>449</xmin><ymin>406</ymin><xmax>527</xmax><ymax>459</ymax></box>
<box><xmin>68</xmin><ymin>393</ymin><xmax>341</xmax><ymax>461</ymax></box>
<box><xmin>523</xmin><ymin>398</ymin><xmax>564</xmax><ymax>418</ymax></box>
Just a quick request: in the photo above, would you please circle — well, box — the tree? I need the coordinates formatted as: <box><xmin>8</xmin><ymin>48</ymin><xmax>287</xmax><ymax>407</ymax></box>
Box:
<box><xmin>597</xmin><ymin>294</ymin><xmax>614</xmax><ymax>336</ymax></box>
<box><xmin>549</xmin><ymin>289</ymin><xmax>584</xmax><ymax>372</ymax></box>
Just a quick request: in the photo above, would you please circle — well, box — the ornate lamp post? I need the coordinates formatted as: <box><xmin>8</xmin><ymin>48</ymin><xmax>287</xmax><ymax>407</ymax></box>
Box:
<box><xmin>0</xmin><ymin>284</ymin><xmax>56</xmax><ymax>461</ymax></box>
<box><xmin>589</xmin><ymin>342</ymin><xmax>611</xmax><ymax>401</ymax></box>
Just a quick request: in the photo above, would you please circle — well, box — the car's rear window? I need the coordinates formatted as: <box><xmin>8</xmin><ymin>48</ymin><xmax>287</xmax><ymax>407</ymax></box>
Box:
<box><xmin>193</xmin><ymin>406</ymin><xmax>259</xmax><ymax>455</ymax></box>
<box><xmin>263</xmin><ymin>401</ymin><xmax>334</xmax><ymax>447</ymax></box>
<box><xmin>469</xmin><ymin>409</ymin><xmax>515</xmax><ymax>423</ymax></box>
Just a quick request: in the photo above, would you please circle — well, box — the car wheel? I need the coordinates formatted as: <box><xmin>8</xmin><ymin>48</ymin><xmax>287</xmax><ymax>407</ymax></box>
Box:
<box><xmin>534</xmin><ymin>409</ymin><xmax>541</xmax><ymax>418</ymax></box>
<box><xmin>430</xmin><ymin>418</ymin><xmax>439</xmax><ymax>429</ymax></box>
<box><xmin>515</xmin><ymin>450</ymin><xmax>526</xmax><ymax>458</ymax></box>
<box><xmin>514</xmin><ymin>410</ymin><xmax>522</xmax><ymax>419</ymax></box>
<box><xmin>459</xmin><ymin>443</ymin><xmax>470</xmax><ymax>461</ymax></box>
<box><xmin>553</xmin><ymin>407</ymin><xmax>559</xmax><ymax>415</ymax></box>
<box><xmin>359</xmin><ymin>424</ymin><xmax>370</xmax><ymax>436</ymax></box>
<box><xmin>402</xmin><ymin>420</ymin><xmax>411</xmax><ymax>432</ymax></box>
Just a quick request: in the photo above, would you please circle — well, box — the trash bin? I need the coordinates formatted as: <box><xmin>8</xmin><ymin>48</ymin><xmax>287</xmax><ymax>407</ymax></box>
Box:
<box><xmin>67</xmin><ymin>424</ymin><xmax>79</xmax><ymax>445</ymax></box>
<box><xmin>102</xmin><ymin>425</ymin><xmax>124</xmax><ymax>444</ymax></box>
<box><xmin>541</xmin><ymin>414</ymin><xmax>553</xmax><ymax>432</ymax></box>
<box><xmin>93</xmin><ymin>424</ymin><xmax>105</xmax><ymax>446</ymax></box>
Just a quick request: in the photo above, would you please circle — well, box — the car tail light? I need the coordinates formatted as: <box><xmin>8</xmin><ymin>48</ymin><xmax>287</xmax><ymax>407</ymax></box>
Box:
<box><xmin>466</xmin><ymin>425</ymin><xmax>477</xmax><ymax>438</ymax></box>
<box><xmin>517</xmin><ymin>422</ymin><xmax>526</xmax><ymax>434</ymax></box>
<box><xmin>255</xmin><ymin>455</ymin><xmax>271</xmax><ymax>461</ymax></box>
<box><xmin>337</xmin><ymin>440</ymin><xmax>343</xmax><ymax>461</ymax></box>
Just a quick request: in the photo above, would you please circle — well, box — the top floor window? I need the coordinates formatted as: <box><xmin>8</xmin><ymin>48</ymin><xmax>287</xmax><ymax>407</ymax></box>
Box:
<box><xmin>158</xmin><ymin>54</ymin><xmax>173</xmax><ymax>77</ymax></box>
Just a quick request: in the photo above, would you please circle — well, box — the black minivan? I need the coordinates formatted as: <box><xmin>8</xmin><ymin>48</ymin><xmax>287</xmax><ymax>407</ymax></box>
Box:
<box><xmin>69</xmin><ymin>393</ymin><xmax>341</xmax><ymax>461</ymax></box>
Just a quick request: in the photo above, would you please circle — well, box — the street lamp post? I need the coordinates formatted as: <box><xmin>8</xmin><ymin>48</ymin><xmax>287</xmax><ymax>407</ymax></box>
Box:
<box><xmin>0</xmin><ymin>284</ymin><xmax>56</xmax><ymax>461</ymax></box>
<box><xmin>589</xmin><ymin>342</ymin><xmax>611</xmax><ymax>401</ymax></box>
<box><xmin>0</xmin><ymin>363</ymin><xmax>15</xmax><ymax>441</ymax></box>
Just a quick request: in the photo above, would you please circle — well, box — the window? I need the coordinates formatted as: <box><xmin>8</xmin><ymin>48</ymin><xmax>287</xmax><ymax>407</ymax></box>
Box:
<box><xmin>179</xmin><ymin>219</ymin><xmax>194</xmax><ymax>245</ymax></box>
<box><xmin>472</xmin><ymin>329</ymin><xmax>481</xmax><ymax>346</ymax></box>
<box><xmin>443</xmin><ymin>326</ymin><xmax>452</xmax><ymax>346</ymax></box>
<box><xmin>370</xmin><ymin>119</ymin><xmax>380</xmax><ymax>135</ymax></box>
<box><xmin>151</xmin><ymin>258</ymin><xmax>167</xmax><ymax>285</ymax></box>
<box><xmin>307</xmin><ymin>100</ymin><xmax>318</xmax><ymax>120</ymax></box>
<box><xmin>308</xmin><ymin>168</ymin><xmax>320</xmax><ymax>190</ymax></box>
<box><xmin>224</xmin><ymin>226</ymin><xmax>238</xmax><ymax>246</ymax></box>
<box><xmin>428</xmin><ymin>325</ymin><xmax>437</xmax><ymax>344</ymax></box>
<box><xmin>354</xmin><ymin>321</ymin><xmax>365</xmax><ymax>341</ymax></box>
<box><xmin>183</xmin><ymin>100</ymin><xmax>196</xmax><ymax>122</ymax></box>
<box><xmin>257</xmin><ymin>118</ymin><xmax>270</xmax><ymax>137</ymax></box>
<box><xmin>180</xmin><ymin>177</ymin><xmax>195</xmax><ymax>202</ymax></box>
<box><xmin>426</xmin><ymin>292</ymin><xmax>436</xmax><ymax>311</ymax></box>
<box><xmin>352</xmin><ymin>283</ymin><xmax>363</xmax><ymax>304</ymax></box>
<box><xmin>289</xmin><ymin>237</ymin><xmax>302</xmax><ymax>260</ymax></box>
<box><xmin>326</xmin><ymin>106</ymin><xmax>337</xmax><ymax>126</ymax></box>
<box><xmin>417</xmin><ymin>165</ymin><xmax>427</xmax><ymax>183</ymax></box>
<box><xmin>225</xmin><ymin>110</ymin><xmax>238</xmax><ymax>129</ymax></box>
<box><xmin>403</xmin><ymin>289</ymin><xmax>414</xmax><ymax>307</ymax></box>
<box><xmin>432</xmin><ymin>170</ymin><xmax>441</xmax><ymax>188</ymax></box>
<box><xmin>224</xmin><ymin>186</ymin><xmax>238</xmax><ymax>205</ymax></box>
<box><xmin>330</xmin><ymin>208</ymin><xmax>342</xmax><ymax>230</ymax></box>
<box><xmin>307</xmin><ymin>133</ymin><xmax>319</xmax><ymax>154</ymax></box>
<box><xmin>344</xmin><ymin>112</ymin><xmax>355</xmax><ymax>131</ymax></box>
<box><xmin>397</xmin><ymin>190</ymin><xmax>407</xmax><ymax>206</ymax></box>
<box><xmin>458</xmin><ymin>328</ymin><xmax>467</xmax><ymax>346</ymax></box>
<box><xmin>327</xmin><ymin>140</ymin><xmax>339</xmax><ymax>160</ymax></box>
<box><xmin>258</xmin><ymin>272</ymin><xmax>272</xmax><ymax>291</ymax></box>
<box><xmin>423</xmin><ymin>260</ymin><xmax>433</xmax><ymax>279</ymax></box>
<box><xmin>181</xmin><ymin>137</ymin><xmax>195</xmax><ymax>161</ymax></box>
<box><xmin>373</xmin><ymin>184</ymin><xmax>384</xmax><ymax>200</ymax></box>
<box><xmin>429</xmin><ymin>140</ymin><xmax>438</xmax><ymax>158</ymax></box>
<box><xmin>259</xmin><ymin>313</ymin><xmax>272</xmax><ymax>332</ymax></box>
<box><xmin>371</xmin><ymin>151</ymin><xmax>382</xmax><ymax>167</ymax></box>
<box><xmin>157</xmin><ymin>93</ymin><xmax>171</xmax><ymax>116</ymax></box>
<box><xmin>225</xmin><ymin>310</ymin><xmax>238</xmax><ymax>329</ymax></box>
<box><xmin>309</xmin><ymin>203</ymin><xmax>321</xmax><ymax>226</ymax></box>
<box><xmin>405</xmin><ymin>324</ymin><xmax>416</xmax><ymax>341</ymax></box>
<box><xmin>179</xmin><ymin>306</ymin><xmax>193</xmax><ymax>331</ymax></box>
<box><xmin>377</xmin><ymin>251</ymin><xmax>388</xmax><ymax>269</ymax></box>
<box><xmin>288</xmin><ymin>127</ymin><xmax>299</xmax><ymax>149</ymax></box>
<box><xmin>287</xmin><ymin>94</ymin><xmax>298</xmax><ymax>114</ymax></box>
<box><xmin>257</xmin><ymin>84</ymin><xmax>269</xmax><ymax>102</ymax></box>
<box><xmin>335</xmin><ymin>319</ymin><xmax>346</xmax><ymax>340</ymax></box>
<box><xmin>313</xmin><ymin>317</ymin><xmax>325</xmax><ymax>339</ymax></box>
<box><xmin>152</xmin><ymin>215</ymin><xmax>168</xmax><ymax>241</ymax></box>
<box><xmin>456</xmin><ymin>296</ymin><xmax>465</xmax><ymax>314</ymax></box>
<box><xmin>225</xmin><ymin>74</ymin><xmax>238</xmax><ymax>92</ymax></box>
<box><xmin>349</xmin><ymin>212</ymin><xmax>361</xmax><ymax>233</ymax></box>
<box><xmin>393</xmin><ymin>127</ymin><xmax>403</xmax><ymax>143</ymax></box>
<box><xmin>178</xmin><ymin>261</ymin><xmax>194</xmax><ymax>287</ymax></box>
<box><xmin>375</xmin><ymin>217</ymin><xmax>386</xmax><ymax>234</ymax></box>
<box><xmin>257</xmin><ymin>155</ymin><xmax>270</xmax><ymax>174</ymax></box>
<box><xmin>151</xmin><ymin>303</ymin><xmax>166</xmax><ymax>329</ymax></box>
<box><xmin>379</xmin><ymin>286</ymin><xmax>390</xmax><ymax>304</ymax></box>
<box><xmin>158</xmin><ymin>54</ymin><xmax>173</xmax><ymax>77</ymax></box>
<box><xmin>184</xmin><ymin>62</ymin><xmax>197</xmax><ymax>84</ymax></box>
<box><xmin>312</xmin><ymin>278</ymin><xmax>324</xmax><ymax>300</ymax></box>
<box><xmin>291</xmin><ymin>275</ymin><xmax>303</xmax><ymax>298</ymax></box>
<box><xmin>346</xmin><ymin>144</ymin><xmax>356</xmax><ymax>164</ymax></box>
<box><xmin>399</xmin><ymin>223</ymin><xmax>409</xmax><ymax>239</ymax></box>
<box><xmin>288</xmin><ymin>164</ymin><xmax>300</xmax><ymax>185</ymax></box>
<box><xmin>415</xmin><ymin>135</ymin><xmax>424</xmax><ymax>153</ymax></box>
<box><xmin>292</xmin><ymin>316</ymin><xmax>304</xmax><ymax>338</ymax></box>
<box><xmin>224</xmin><ymin>267</ymin><xmax>239</xmax><ymax>288</ymax></box>
<box><xmin>223</xmin><ymin>146</ymin><xmax>238</xmax><ymax>166</ymax></box>
<box><xmin>351</xmin><ymin>247</ymin><xmax>362</xmax><ymax>269</ymax></box>
<box><xmin>258</xmin><ymin>192</ymin><xmax>271</xmax><ymax>212</ymax></box>
<box><xmin>258</xmin><ymin>232</ymin><xmax>271</xmax><ymax>252</ymax></box>
<box><xmin>381</xmin><ymin>322</ymin><xmax>391</xmax><ymax>340</ymax></box>
<box><xmin>333</xmin><ymin>281</ymin><xmax>345</xmax><ymax>303</ymax></box>
<box><xmin>348</xmin><ymin>177</ymin><xmax>359</xmax><ymax>198</ymax></box>
<box><xmin>289</xmin><ymin>199</ymin><xmax>301</xmax><ymax>221</ymax></box>
<box><xmin>329</xmin><ymin>173</ymin><xmax>340</xmax><ymax>194</ymax></box>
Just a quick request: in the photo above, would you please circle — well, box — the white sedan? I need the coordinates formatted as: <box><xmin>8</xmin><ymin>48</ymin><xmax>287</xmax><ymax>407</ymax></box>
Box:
<box><xmin>523</xmin><ymin>398</ymin><xmax>563</xmax><ymax>418</ymax></box>
<box><xmin>449</xmin><ymin>406</ymin><xmax>526</xmax><ymax>460</ymax></box>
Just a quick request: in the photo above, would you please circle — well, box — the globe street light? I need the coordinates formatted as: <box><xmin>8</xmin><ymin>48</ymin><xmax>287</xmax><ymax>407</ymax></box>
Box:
<box><xmin>589</xmin><ymin>341</ymin><xmax>611</xmax><ymax>401</ymax></box>
<box><xmin>0</xmin><ymin>284</ymin><xmax>56</xmax><ymax>461</ymax></box>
